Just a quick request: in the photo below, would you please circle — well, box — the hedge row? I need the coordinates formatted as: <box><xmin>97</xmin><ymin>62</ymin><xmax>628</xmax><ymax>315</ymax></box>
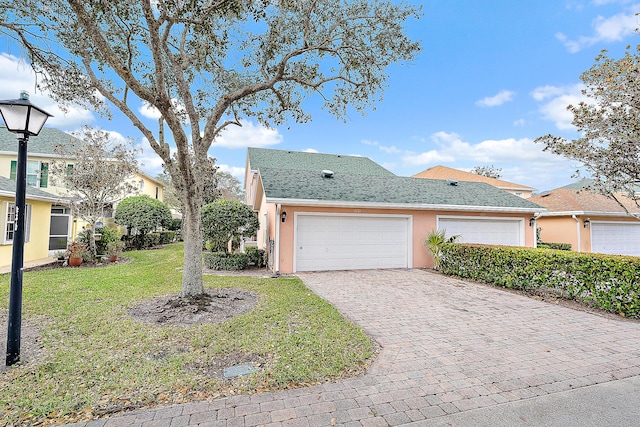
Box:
<box><xmin>123</xmin><ymin>231</ymin><xmax>176</xmax><ymax>250</ymax></box>
<box><xmin>439</xmin><ymin>243</ymin><xmax>640</xmax><ymax>318</ymax></box>
<box><xmin>203</xmin><ymin>252</ymin><xmax>249</xmax><ymax>270</ymax></box>
<box><xmin>537</xmin><ymin>242</ymin><xmax>572</xmax><ymax>251</ymax></box>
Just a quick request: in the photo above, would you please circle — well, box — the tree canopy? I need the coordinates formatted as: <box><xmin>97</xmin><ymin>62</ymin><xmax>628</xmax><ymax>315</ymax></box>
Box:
<box><xmin>470</xmin><ymin>165</ymin><xmax>502</xmax><ymax>179</ymax></box>
<box><xmin>1</xmin><ymin>0</ymin><xmax>421</xmax><ymax>296</ymax></box>
<box><xmin>202</xmin><ymin>200</ymin><xmax>259</xmax><ymax>253</ymax></box>
<box><xmin>50</xmin><ymin>126</ymin><xmax>139</xmax><ymax>258</ymax></box>
<box><xmin>115</xmin><ymin>195</ymin><xmax>172</xmax><ymax>236</ymax></box>
<box><xmin>535</xmin><ymin>45</ymin><xmax>640</xmax><ymax>208</ymax></box>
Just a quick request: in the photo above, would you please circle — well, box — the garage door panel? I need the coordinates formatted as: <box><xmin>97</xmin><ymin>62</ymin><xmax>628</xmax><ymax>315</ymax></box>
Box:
<box><xmin>592</xmin><ymin>222</ymin><xmax>640</xmax><ymax>256</ymax></box>
<box><xmin>438</xmin><ymin>217</ymin><xmax>523</xmax><ymax>246</ymax></box>
<box><xmin>295</xmin><ymin>215</ymin><xmax>409</xmax><ymax>272</ymax></box>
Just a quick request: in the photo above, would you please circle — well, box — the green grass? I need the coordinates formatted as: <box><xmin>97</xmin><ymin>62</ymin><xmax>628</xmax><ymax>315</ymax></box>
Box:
<box><xmin>0</xmin><ymin>243</ymin><xmax>374</xmax><ymax>425</ymax></box>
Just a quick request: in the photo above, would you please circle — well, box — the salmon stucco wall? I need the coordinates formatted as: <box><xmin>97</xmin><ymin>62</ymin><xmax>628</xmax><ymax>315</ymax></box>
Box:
<box><xmin>0</xmin><ymin>197</ymin><xmax>52</xmax><ymax>269</ymax></box>
<box><xmin>275</xmin><ymin>206</ymin><xmax>536</xmax><ymax>274</ymax></box>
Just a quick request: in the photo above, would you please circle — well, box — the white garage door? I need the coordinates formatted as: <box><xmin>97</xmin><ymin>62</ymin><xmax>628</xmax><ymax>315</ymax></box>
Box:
<box><xmin>295</xmin><ymin>215</ymin><xmax>410</xmax><ymax>272</ymax></box>
<box><xmin>591</xmin><ymin>222</ymin><xmax>640</xmax><ymax>256</ymax></box>
<box><xmin>438</xmin><ymin>217</ymin><xmax>524</xmax><ymax>246</ymax></box>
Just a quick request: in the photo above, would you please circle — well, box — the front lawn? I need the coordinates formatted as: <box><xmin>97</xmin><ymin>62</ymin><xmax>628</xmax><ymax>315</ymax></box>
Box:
<box><xmin>0</xmin><ymin>243</ymin><xmax>374</xmax><ymax>425</ymax></box>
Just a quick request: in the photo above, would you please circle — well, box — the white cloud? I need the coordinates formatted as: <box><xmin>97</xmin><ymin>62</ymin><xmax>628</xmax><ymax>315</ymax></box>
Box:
<box><xmin>136</xmin><ymin>137</ymin><xmax>167</xmax><ymax>176</ymax></box>
<box><xmin>217</xmin><ymin>164</ymin><xmax>245</xmax><ymax>180</ymax></box>
<box><xmin>302</xmin><ymin>148</ymin><xmax>319</xmax><ymax>153</ymax></box>
<box><xmin>531</xmin><ymin>83</ymin><xmax>587</xmax><ymax>130</ymax></box>
<box><xmin>214</xmin><ymin>120</ymin><xmax>282</xmax><ymax>149</ymax></box>
<box><xmin>556</xmin><ymin>6</ymin><xmax>639</xmax><ymax>52</ymax></box>
<box><xmin>475</xmin><ymin>90</ymin><xmax>516</xmax><ymax>107</ymax></box>
<box><xmin>362</xmin><ymin>139</ymin><xmax>403</xmax><ymax>154</ymax></box>
<box><xmin>513</xmin><ymin>118</ymin><xmax>526</xmax><ymax>126</ymax></box>
<box><xmin>0</xmin><ymin>53</ymin><xmax>95</xmax><ymax>129</ymax></box>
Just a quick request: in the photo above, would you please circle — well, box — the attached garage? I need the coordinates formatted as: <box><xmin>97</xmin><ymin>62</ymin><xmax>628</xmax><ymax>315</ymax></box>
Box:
<box><xmin>591</xmin><ymin>221</ymin><xmax>640</xmax><ymax>256</ymax></box>
<box><xmin>438</xmin><ymin>216</ymin><xmax>524</xmax><ymax>246</ymax></box>
<box><xmin>294</xmin><ymin>214</ymin><xmax>411</xmax><ymax>272</ymax></box>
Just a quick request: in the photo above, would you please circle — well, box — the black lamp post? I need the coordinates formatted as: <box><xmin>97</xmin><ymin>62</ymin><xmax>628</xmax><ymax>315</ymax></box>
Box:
<box><xmin>0</xmin><ymin>91</ymin><xmax>52</xmax><ymax>366</ymax></box>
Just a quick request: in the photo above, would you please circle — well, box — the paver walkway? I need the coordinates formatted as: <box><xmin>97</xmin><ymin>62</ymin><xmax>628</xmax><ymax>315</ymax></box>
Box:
<box><xmin>66</xmin><ymin>269</ymin><xmax>640</xmax><ymax>426</ymax></box>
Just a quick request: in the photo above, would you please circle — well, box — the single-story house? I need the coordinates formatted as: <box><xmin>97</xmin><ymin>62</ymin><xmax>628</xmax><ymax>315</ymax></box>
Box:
<box><xmin>245</xmin><ymin>148</ymin><xmax>545</xmax><ymax>274</ymax></box>
<box><xmin>0</xmin><ymin>175</ymin><xmax>61</xmax><ymax>270</ymax></box>
<box><xmin>530</xmin><ymin>180</ymin><xmax>640</xmax><ymax>256</ymax></box>
<box><xmin>413</xmin><ymin>165</ymin><xmax>536</xmax><ymax>198</ymax></box>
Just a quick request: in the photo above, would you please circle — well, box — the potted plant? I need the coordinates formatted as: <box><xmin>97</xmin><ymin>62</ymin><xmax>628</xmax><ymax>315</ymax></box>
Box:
<box><xmin>106</xmin><ymin>241</ymin><xmax>125</xmax><ymax>262</ymax></box>
<box><xmin>67</xmin><ymin>242</ymin><xmax>88</xmax><ymax>267</ymax></box>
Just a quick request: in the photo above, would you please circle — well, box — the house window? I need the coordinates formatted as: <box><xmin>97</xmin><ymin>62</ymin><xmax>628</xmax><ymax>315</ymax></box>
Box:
<box><xmin>139</xmin><ymin>179</ymin><xmax>144</xmax><ymax>190</ymax></box>
<box><xmin>3</xmin><ymin>202</ymin><xmax>32</xmax><ymax>245</ymax></box>
<box><xmin>155</xmin><ymin>186</ymin><xmax>159</xmax><ymax>199</ymax></box>
<box><xmin>10</xmin><ymin>160</ymin><xmax>49</xmax><ymax>188</ymax></box>
<box><xmin>514</xmin><ymin>192</ymin><xmax>524</xmax><ymax>198</ymax></box>
<box><xmin>103</xmin><ymin>204</ymin><xmax>114</xmax><ymax>218</ymax></box>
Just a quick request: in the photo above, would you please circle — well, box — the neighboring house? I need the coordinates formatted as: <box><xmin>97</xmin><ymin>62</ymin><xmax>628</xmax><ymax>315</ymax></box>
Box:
<box><xmin>413</xmin><ymin>165</ymin><xmax>536</xmax><ymax>198</ymax></box>
<box><xmin>0</xmin><ymin>176</ymin><xmax>61</xmax><ymax>269</ymax></box>
<box><xmin>0</xmin><ymin>125</ymin><xmax>165</xmax><ymax>251</ymax></box>
<box><xmin>245</xmin><ymin>148</ymin><xmax>544</xmax><ymax>274</ymax></box>
<box><xmin>530</xmin><ymin>180</ymin><xmax>640</xmax><ymax>256</ymax></box>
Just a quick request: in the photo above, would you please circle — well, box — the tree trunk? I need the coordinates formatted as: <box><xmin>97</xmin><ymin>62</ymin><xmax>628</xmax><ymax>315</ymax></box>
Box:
<box><xmin>180</xmin><ymin>199</ymin><xmax>204</xmax><ymax>297</ymax></box>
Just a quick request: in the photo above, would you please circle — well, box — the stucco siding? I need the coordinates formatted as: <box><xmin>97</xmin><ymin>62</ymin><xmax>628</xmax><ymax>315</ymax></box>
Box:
<box><xmin>0</xmin><ymin>197</ymin><xmax>52</xmax><ymax>269</ymax></box>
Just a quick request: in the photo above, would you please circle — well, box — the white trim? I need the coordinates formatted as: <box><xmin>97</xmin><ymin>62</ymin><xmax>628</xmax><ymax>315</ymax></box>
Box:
<box><xmin>436</xmin><ymin>215</ymin><xmax>525</xmax><ymax>246</ymax></box>
<box><xmin>266</xmin><ymin>198</ymin><xmax>543</xmax><ymax>214</ymax></box>
<box><xmin>275</xmin><ymin>203</ymin><xmax>281</xmax><ymax>275</ymax></box>
<box><xmin>538</xmin><ymin>210</ymin><xmax>636</xmax><ymax>218</ymax></box>
<box><xmin>292</xmin><ymin>212</ymin><xmax>413</xmax><ymax>273</ymax></box>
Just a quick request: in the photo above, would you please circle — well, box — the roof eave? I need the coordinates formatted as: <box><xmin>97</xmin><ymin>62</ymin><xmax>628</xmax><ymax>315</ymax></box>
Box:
<box><xmin>538</xmin><ymin>210</ymin><xmax>639</xmax><ymax>218</ymax></box>
<box><xmin>266</xmin><ymin>198</ymin><xmax>545</xmax><ymax>214</ymax></box>
<box><xmin>0</xmin><ymin>190</ymin><xmax>61</xmax><ymax>203</ymax></box>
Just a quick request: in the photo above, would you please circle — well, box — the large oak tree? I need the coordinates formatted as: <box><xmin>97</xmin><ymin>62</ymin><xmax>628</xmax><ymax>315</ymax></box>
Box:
<box><xmin>1</xmin><ymin>0</ymin><xmax>421</xmax><ymax>296</ymax></box>
<box><xmin>535</xmin><ymin>45</ymin><xmax>640</xmax><ymax>209</ymax></box>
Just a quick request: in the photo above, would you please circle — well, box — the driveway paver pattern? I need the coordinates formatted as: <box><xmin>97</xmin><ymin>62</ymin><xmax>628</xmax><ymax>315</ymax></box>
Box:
<box><xmin>65</xmin><ymin>269</ymin><xmax>640</xmax><ymax>427</ymax></box>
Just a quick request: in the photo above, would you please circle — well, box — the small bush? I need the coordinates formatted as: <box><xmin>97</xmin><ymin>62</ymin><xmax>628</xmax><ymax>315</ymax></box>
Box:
<box><xmin>245</xmin><ymin>247</ymin><xmax>266</xmax><ymax>268</ymax></box>
<box><xmin>158</xmin><ymin>231</ymin><xmax>176</xmax><ymax>244</ymax></box>
<box><xmin>439</xmin><ymin>243</ymin><xmax>640</xmax><ymax>318</ymax></box>
<box><xmin>203</xmin><ymin>252</ymin><xmax>249</xmax><ymax>270</ymax></box>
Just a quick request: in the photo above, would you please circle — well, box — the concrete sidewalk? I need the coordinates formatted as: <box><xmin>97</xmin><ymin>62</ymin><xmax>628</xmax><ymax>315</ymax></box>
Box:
<box><xmin>63</xmin><ymin>269</ymin><xmax>640</xmax><ymax>426</ymax></box>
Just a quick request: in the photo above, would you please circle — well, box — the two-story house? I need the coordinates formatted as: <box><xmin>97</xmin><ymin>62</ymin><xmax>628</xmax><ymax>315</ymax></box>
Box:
<box><xmin>0</xmin><ymin>125</ymin><xmax>165</xmax><ymax>267</ymax></box>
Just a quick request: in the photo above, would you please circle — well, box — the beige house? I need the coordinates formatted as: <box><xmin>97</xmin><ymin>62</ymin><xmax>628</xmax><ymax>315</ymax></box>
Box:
<box><xmin>413</xmin><ymin>165</ymin><xmax>536</xmax><ymax>198</ymax></box>
<box><xmin>0</xmin><ymin>125</ymin><xmax>165</xmax><ymax>252</ymax></box>
<box><xmin>0</xmin><ymin>176</ymin><xmax>61</xmax><ymax>269</ymax></box>
<box><xmin>530</xmin><ymin>180</ymin><xmax>640</xmax><ymax>256</ymax></box>
<box><xmin>245</xmin><ymin>148</ymin><xmax>544</xmax><ymax>274</ymax></box>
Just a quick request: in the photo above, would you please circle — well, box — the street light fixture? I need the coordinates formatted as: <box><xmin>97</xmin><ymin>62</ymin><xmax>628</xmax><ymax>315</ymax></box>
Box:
<box><xmin>0</xmin><ymin>91</ymin><xmax>52</xmax><ymax>366</ymax></box>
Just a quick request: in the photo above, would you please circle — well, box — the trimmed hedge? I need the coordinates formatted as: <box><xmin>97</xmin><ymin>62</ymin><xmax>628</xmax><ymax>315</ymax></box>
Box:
<box><xmin>245</xmin><ymin>247</ymin><xmax>266</xmax><ymax>268</ymax></box>
<box><xmin>538</xmin><ymin>242</ymin><xmax>572</xmax><ymax>251</ymax></box>
<box><xmin>203</xmin><ymin>252</ymin><xmax>249</xmax><ymax>270</ymax></box>
<box><xmin>439</xmin><ymin>243</ymin><xmax>640</xmax><ymax>318</ymax></box>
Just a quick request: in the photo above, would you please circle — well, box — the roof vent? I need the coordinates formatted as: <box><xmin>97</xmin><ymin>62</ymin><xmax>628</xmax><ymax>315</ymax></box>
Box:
<box><xmin>447</xmin><ymin>179</ymin><xmax>458</xmax><ymax>186</ymax></box>
<box><xmin>322</xmin><ymin>169</ymin><xmax>334</xmax><ymax>178</ymax></box>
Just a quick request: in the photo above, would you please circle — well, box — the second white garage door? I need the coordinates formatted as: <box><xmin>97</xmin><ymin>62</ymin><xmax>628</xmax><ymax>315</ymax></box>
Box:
<box><xmin>591</xmin><ymin>222</ymin><xmax>640</xmax><ymax>256</ymax></box>
<box><xmin>295</xmin><ymin>214</ymin><xmax>410</xmax><ymax>272</ymax></box>
<box><xmin>438</xmin><ymin>216</ymin><xmax>524</xmax><ymax>246</ymax></box>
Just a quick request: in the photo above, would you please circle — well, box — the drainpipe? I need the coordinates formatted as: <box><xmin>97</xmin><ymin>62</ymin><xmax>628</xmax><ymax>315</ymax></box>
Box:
<box><xmin>275</xmin><ymin>203</ymin><xmax>281</xmax><ymax>277</ymax></box>
<box><xmin>572</xmin><ymin>215</ymin><xmax>581</xmax><ymax>253</ymax></box>
<box><xmin>532</xmin><ymin>212</ymin><xmax>542</xmax><ymax>248</ymax></box>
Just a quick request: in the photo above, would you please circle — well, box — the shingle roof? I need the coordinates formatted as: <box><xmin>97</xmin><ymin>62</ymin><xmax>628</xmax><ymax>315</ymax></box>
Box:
<box><xmin>0</xmin><ymin>175</ymin><xmax>60</xmax><ymax>202</ymax></box>
<box><xmin>247</xmin><ymin>147</ymin><xmax>395</xmax><ymax>176</ymax></box>
<box><xmin>413</xmin><ymin>165</ymin><xmax>535</xmax><ymax>192</ymax></box>
<box><xmin>0</xmin><ymin>125</ymin><xmax>81</xmax><ymax>156</ymax></box>
<box><xmin>247</xmin><ymin>149</ymin><xmax>543</xmax><ymax>211</ymax></box>
<box><xmin>530</xmin><ymin>181</ymin><xmax>640</xmax><ymax>214</ymax></box>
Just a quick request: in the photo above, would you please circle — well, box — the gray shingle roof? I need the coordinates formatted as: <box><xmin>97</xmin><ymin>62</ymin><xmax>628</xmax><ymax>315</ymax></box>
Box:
<box><xmin>0</xmin><ymin>175</ymin><xmax>60</xmax><ymax>202</ymax></box>
<box><xmin>247</xmin><ymin>147</ymin><xmax>395</xmax><ymax>176</ymax></box>
<box><xmin>248</xmin><ymin>148</ymin><xmax>544</xmax><ymax>211</ymax></box>
<box><xmin>0</xmin><ymin>125</ymin><xmax>81</xmax><ymax>155</ymax></box>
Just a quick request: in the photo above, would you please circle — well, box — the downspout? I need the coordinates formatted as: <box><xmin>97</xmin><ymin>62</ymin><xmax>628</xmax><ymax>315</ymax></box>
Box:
<box><xmin>532</xmin><ymin>212</ymin><xmax>542</xmax><ymax>248</ymax></box>
<box><xmin>275</xmin><ymin>203</ymin><xmax>281</xmax><ymax>277</ymax></box>
<box><xmin>572</xmin><ymin>215</ymin><xmax>581</xmax><ymax>253</ymax></box>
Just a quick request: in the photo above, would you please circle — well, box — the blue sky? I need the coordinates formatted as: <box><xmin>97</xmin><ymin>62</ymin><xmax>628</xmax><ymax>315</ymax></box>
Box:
<box><xmin>1</xmin><ymin>0</ymin><xmax>638</xmax><ymax>192</ymax></box>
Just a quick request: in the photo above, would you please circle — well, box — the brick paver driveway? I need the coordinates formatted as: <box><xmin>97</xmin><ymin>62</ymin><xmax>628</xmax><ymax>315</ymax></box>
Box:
<box><xmin>75</xmin><ymin>269</ymin><xmax>640</xmax><ymax>427</ymax></box>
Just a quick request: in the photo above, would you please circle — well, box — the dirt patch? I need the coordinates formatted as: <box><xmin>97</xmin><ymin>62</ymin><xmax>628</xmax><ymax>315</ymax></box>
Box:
<box><xmin>190</xmin><ymin>350</ymin><xmax>269</xmax><ymax>380</ymax></box>
<box><xmin>129</xmin><ymin>288</ymin><xmax>259</xmax><ymax>326</ymax></box>
<box><xmin>0</xmin><ymin>310</ymin><xmax>50</xmax><ymax>372</ymax></box>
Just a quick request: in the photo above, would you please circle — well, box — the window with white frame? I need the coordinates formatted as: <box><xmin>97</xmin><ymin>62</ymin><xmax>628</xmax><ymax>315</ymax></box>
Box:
<box><xmin>3</xmin><ymin>202</ymin><xmax>32</xmax><ymax>245</ymax></box>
